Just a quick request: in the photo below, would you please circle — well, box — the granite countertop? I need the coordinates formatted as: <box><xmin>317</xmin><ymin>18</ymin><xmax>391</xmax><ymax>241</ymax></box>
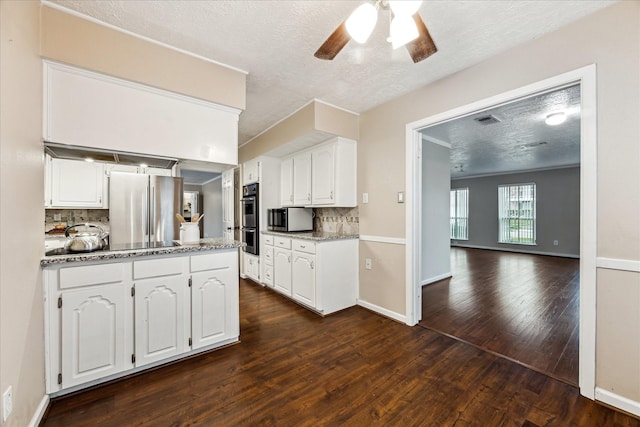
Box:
<box><xmin>261</xmin><ymin>230</ymin><xmax>359</xmax><ymax>242</ymax></box>
<box><xmin>41</xmin><ymin>238</ymin><xmax>244</xmax><ymax>266</ymax></box>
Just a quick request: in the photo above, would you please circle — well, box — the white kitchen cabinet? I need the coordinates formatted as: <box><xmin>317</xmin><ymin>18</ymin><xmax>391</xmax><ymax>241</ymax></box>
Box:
<box><xmin>291</xmin><ymin>252</ymin><xmax>315</xmax><ymax>307</ymax></box>
<box><xmin>134</xmin><ymin>274</ymin><xmax>190</xmax><ymax>367</ymax></box>
<box><xmin>278</xmin><ymin>137</ymin><xmax>357</xmax><ymax>208</ymax></box>
<box><xmin>243</xmin><ymin>159</ymin><xmax>260</xmax><ymax>184</ymax></box>
<box><xmin>293</xmin><ymin>152</ymin><xmax>312</xmax><ymax>206</ymax></box>
<box><xmin>243</xmin><ymin>252</ymin><xmax>260</xmax><ymax>282</ymax></box>
<box><xmin>190</xmin><ymin>251</ymin><xmax>239</xmax><ymax>350</ymax></box>
<box><xmin>48</xmin><ymin>157</ymin><xmax>105</xmax><ymax>208</ymax></box>
<box><xmin>44</xmin><ymin>61</ymin><xmax>240</xmax><ymax>165</ymax></box>
<box><xmin>60</xmin><ymin>283</ymin><xmax>131</xmax><ymax>389</ymax></box>
<box><xmin>44</xmin><ymin>249</ymin><xmax>240</xmax><ymax>394</ymax></box>
<box><xmin>274</xmin><ymin>246</ymin><xmax>292</xmax><ymax>296</ymax></box>
<box><xmin>311</xmin><ymin>138</ymin><xmax>356</xmax><ymax>207</ymax></box>
<box><xmin>264</xmin><ymin>235</ymin><xmax>358</xmax><ymax>315</ymax></box>
<box><xmin>261</xmin><ymin>233</ymin><xmax>275</xmax><ymax>287</ymax></box>
<box><xmin>280</xmin><ymin>157</ymin><xmax>294</xmax><ymax>206</ymax></box>
<box><xmin>310</xmin><ymin>144</ymin><xmax>335</xmax><ymax>205</ymax></box>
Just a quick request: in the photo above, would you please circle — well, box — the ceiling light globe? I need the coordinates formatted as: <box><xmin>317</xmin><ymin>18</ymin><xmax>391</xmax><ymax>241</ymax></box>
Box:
<box><xmin>390</xmin><ymin>14</ymin><xmax>419</xmax><ymax>49</ymax></box>
<box><xmin>389</xmin><ymin>0</ymin><xmax>422</xmax><ymax>17</ymax></box>
<box><xmin>346</xmin><ymin>2</ymin><xmax>378</xmax><ymax>44</ymax></box>
<box><xmin>545</xmin><ymin>112</ymin><xmax>567</xmax><ymax>126</ymax></box>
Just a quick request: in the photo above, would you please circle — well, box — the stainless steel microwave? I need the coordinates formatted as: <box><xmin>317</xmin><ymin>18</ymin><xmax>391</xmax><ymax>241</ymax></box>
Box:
<box><xmin>267</xmin><ymin>208</ymin><xmax>313</xmax><ymax>232</ymax></box>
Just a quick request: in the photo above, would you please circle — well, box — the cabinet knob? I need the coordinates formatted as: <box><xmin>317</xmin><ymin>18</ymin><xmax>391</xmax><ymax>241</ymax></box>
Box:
<box><xmin>330</xmin><ymin>191</ymin><xmax>334</xmax><ymax>200</ymax></box>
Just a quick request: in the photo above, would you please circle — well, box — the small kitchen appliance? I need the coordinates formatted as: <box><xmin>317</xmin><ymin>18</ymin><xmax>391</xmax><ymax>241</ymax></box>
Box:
<box><xmin>267</xmin><ymin>207</ymin><xmax>313</xmax><ymax>232</ymax></box>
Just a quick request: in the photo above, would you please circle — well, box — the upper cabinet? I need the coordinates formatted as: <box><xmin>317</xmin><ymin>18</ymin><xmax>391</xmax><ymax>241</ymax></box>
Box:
<box><xmin>46</xmin><ymin>157</ymin><xmax>105</xmax><ymax>208</ymax></box>
<box><xmin>280</xmin><ymin>137</ymin><xmax>356</xmax><ymax>208</ymax></box>
<box><xmin>243</xmin><ymin>158</ymin><xmax>260</xmax><ymax>185</ymax></box>
<box><xmin>43</xmin><ymin>61</ymin><xmax>241</xmax><ymax>166</ymax></box>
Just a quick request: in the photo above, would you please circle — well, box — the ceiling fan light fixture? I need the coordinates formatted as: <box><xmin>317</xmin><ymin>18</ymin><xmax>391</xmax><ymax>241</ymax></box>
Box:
<box><xmin>345</xmin><ymin>2</ymin><xmax>378</xmax><ymax>44</ymax></box>
<box><xmin>545</xmin><ymin>112</ymin><xmax>567</xmax><ymax>126</ymax></box>
<box><xmin>390</xmin><ymin>14</ymin><xmax>419</xmax><ymax>49</ymax></box>
<box><xmin>388</xmin><ymin>0</ymin><xmax>422</xmax><ymax>17</ymax></box>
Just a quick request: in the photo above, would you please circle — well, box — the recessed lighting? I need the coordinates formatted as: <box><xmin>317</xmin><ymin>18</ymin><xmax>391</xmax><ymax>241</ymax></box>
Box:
<box><xmin>84</xmin><ymin>157</ymin><xmax>94</xmax><ymax>163</ymax></box>
<box><xmin>545</xmin><ymin>112</ymin><xmax>566</xmax><ymax>126</ymax></box>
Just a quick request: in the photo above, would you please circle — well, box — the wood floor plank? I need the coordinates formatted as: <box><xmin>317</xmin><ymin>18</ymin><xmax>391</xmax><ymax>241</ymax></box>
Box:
<box><xmin>420</xmin><ymin>247</ymin><xmax>580</xmax><ymax>385</ymax></box>
<box><xmin>42</xmin><ymin>278</ymin><xmax>639</xmax><ymax>426</ymax></box>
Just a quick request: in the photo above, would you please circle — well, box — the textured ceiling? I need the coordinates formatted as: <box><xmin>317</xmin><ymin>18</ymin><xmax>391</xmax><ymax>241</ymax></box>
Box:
<box><xmin>47</xmin><ymin>0</ymin><xmax>614</xmax><ymax>146</ymax></box>
<box><xmin>421</xmin><ymin>85</ymin><xmax>581</xmax><ymax>179</ymax></box>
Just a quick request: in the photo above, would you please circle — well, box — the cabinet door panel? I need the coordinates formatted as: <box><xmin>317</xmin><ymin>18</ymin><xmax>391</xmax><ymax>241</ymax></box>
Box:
<box><xmin>61</xmin><ymin>285</ymin><xmax>128</xmax><ymax>388</ymax></box>
<box><xmin>274</xmin><ymin>249</ymin><xmax>292</xmax><ymax>296</ymax></box>
<box><xmin>293</xmin><ymin>152</ymin><xmax>312</xmax><ymax>206</ymax></box>
<box><xmin>191</xmin><ymin>267</ymin><xmax>239</xmax><ymax>349</ymax></box>
<box><xmin>311</xmin><ymin>145</ymin><xmax>335</xmax><ymax>205</ymax></box>
<box><xmin>50</xmin><ymin>158</ymin><xmax>104</xmax><ymax>208</ymax></box>
<box><xmin>292</xmin><ymin>253</ymin><xmax>316</xmax><ymax>307</ymax></box>
<box><xmin>280</xmin><ymin>157</ymin><xmax>294</xmax><ymax>206</ymax></box>
<box><xmin>135</xmin><ymin>276</ymin><xmax>188</xmax><ymax>367</ymax></box>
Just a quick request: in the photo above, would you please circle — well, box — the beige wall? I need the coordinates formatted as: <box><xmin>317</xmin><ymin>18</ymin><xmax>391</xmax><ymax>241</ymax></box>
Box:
<box><xmin>41</xmin><ymin>5</ymin><xmax>246</xmax><ymax>110</ymax></box>
<box><xmin>238</xmin><ymin>100</ymin><xmax>359</xmax><ymax>162</ymax></box>
<box><xmin>358</xmin><ymin>0</ymin><xmax>640</xmax><ymax>402</ymax></box>
<box><xmin>0</xmin><ymin>2</ymin><xmax>45</xmax><ymax>426</ymax></box>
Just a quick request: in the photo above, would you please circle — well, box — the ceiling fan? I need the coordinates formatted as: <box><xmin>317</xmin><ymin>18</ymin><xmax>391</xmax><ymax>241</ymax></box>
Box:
<box><xmin>314</xmin><ymin>0</ymin><xmax>437</xmax><ymax>63</ymax></box>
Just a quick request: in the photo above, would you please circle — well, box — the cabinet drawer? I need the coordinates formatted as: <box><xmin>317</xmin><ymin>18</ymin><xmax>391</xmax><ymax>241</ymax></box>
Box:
<box><xmin>293</xmin><ymin>240</ymin><xmax>315</xmax><ymax>254</ymax></box>
<box><xmin>274</xmin><ymin>237</ymin><xmax>291</xmax><ymax>249</ymax></box>
<box><xmin>263</xmin><ymin>234</ymin><xmax>274</xmax><ymax>246</ymax></box>
<box><xmin>263</xmin><ymin>265</ymin><xmax>273</xmax><ymax>286</ymax></box>
<box><xmin>264</xmin><ymin>246</ymin><xmax>274</xmax><ymax>266</ymax></box>
<box><xmin>59</xmin><ymin>262</ymin><xmax>126</xmax><ymax>289</ymax></box>
<box><xmin>134</xmin><ymin>256</ymin><xmax>186</xmax><ymax>279</ymax></box>
<box><xmin>190</xmin><ymin>250</ymin><xmax>236</xmax><ymax>273</ymax></box>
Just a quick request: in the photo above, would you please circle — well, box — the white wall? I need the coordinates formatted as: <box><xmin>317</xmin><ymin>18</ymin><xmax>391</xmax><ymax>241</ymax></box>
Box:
<box><xmin>1</xmin><ymin>2</ymin><xmax>46</xmax><ymax>426</ymax></box>
<box><xmin>421</xmin><ymin>140</ymin><xmax>451</xmax><ymax>284</ymax></box>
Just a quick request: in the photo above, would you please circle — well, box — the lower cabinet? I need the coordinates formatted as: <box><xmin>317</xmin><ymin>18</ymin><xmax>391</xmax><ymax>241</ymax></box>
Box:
<box><xmin>60</xmin><ymin>283</ymin><xmax>131</xmax><ymax>389</ymax></box>
<box><xmin>44</xmin><ymin>248</ymin><xmax>239</xmax><ymax>394</ymax></box>
<box><xmin>243</xmin><ymin>252</ymin><xmax>260</xmax><ymax>282</ymax></box>
<box><xmin>134</xmin><ymin>275</ymin><xmax>190</xmax><ymax>367</ymax></box>
<box><xmin>274</xmin><ymin>248</ymin><xmax>292</xmax><ymax>296</ymax></box>
<box><xmin>268</xmin><ymin>235</ymin><xmax>358</xmax><ymax>315</ymax></box>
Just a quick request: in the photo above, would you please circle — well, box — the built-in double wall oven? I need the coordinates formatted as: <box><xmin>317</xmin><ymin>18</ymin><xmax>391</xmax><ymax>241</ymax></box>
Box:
<box><xmin>241</xmin><ymin>183</ymin><xmax>259</xmax><ymax>255</ymax></box>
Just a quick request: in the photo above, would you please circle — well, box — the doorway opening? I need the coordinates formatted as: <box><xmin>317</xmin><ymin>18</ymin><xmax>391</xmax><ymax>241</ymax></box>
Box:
<box><xmin>418</xmin><ymin>84</ymin><xmax>581</xmax><ymax>385</ymax></box>
<box><xmin>404</xmin><ymin>65</ymin><xmax>597</xmax><ymax>399</ymax></box>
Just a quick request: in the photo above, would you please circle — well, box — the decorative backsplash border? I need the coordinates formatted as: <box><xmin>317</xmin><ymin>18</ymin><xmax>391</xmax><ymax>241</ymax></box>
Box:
<box><xmin>313</xmin><ymin>206</ymin><xmax>359</xmax><ymax>234</ymax></box>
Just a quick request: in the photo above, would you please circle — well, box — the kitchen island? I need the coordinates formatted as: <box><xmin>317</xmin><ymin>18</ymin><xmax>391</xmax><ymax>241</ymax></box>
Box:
<box><xmin>42</xmin><ymin>238</ymin><xmax>242</xmax><ymax>395</ymax></box>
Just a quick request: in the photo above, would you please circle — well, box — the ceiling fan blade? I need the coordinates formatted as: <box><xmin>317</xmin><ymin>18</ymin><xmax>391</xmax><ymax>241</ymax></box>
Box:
<box><xmin>406</xmin><ymin>13</ymin><xmax>438</xmax><ymax>63</ymax></box>
<box><xmin>314</xmin><ymin>21</ymin><xmax>351</xmax><ymax>60</ymax></box>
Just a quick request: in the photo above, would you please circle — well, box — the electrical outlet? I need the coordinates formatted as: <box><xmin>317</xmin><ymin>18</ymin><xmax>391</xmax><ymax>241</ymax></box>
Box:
<box><xmin>3</xmin><ymin>386</ymin><xmax>12</xmax><ymax>422</ymax></box>
<box><xmin>53</xmin><ymin>213</ymin><xmax>62</xmax><ymax>221</ymax></box>
<box><xmin>362</xmin><ymin>192</ymin><xmax>369</xmax><ymax>204</ymax></box>
<box><xmin>365</xmin><ymin>258</ymin><xmax>372</xmax><ymax>270</ymax></box>
<box><xmin>397</xmin><ymin>192</ymin><xmax>405</xmax><ymax>203</ymax></box>
<box><xmin>553</xmin><ymin>240</ymin><xmax>559</xmax><ymax>246</ymax></box>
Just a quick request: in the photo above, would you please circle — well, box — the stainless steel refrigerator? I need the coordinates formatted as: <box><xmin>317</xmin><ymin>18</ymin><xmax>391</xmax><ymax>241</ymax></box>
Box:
<box><xmin>109</xmin><ymin>172</ymin><xmax>183</xmax><ymax>249</ymax></box>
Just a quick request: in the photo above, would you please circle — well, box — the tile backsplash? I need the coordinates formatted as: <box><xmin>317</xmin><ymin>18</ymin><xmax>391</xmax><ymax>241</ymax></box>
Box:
<box><xmin>313</xmin><ymin>207</ymin><xmax>359</xmax><ymax>234</ymax></box>
<box><xmin>45</xmin><ymin>209</ymin><xmax>110</xmax><ymax>232</ymax></box>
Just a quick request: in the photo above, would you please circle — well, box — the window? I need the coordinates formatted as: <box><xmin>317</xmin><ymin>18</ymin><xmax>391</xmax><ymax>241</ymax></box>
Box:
<box><xmin>498</xmin><ymin>183</ymin><xmax>536</xmax><ymax>245</ymax></box>
<box><xmin>450</xmin><ymin>188</ymin><xmax>469</xmax><ymax>240</ymax></box>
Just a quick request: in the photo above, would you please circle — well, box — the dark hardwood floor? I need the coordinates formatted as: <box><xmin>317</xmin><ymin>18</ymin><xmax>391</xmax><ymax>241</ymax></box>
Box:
<box><xmin>42</xmin><ymin>277</ymin><xmax>638</xmax><ymax>426</ymax></box>
<box><xmin>420</xmin><ymin>247</ymin><xmax>580</xmax><ymax>385</ymax></box>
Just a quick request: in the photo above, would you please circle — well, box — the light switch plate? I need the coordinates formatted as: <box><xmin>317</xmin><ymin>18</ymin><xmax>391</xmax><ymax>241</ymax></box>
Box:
<box><xmin>397</xmin><ymin>192</ymin><xmax>405</xmax><ymax>203</ymax></box>
<box><xmin>362</xmin><ymin>193</ymin><xmax>369</xmax><ymax>204</ymax></box>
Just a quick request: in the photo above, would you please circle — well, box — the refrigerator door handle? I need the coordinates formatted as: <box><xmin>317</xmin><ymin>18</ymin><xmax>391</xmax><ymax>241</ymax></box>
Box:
<box><xmin>149</xmin><ymin>185</ymin><xmax>155</xmax><ymax>240</ymax></box>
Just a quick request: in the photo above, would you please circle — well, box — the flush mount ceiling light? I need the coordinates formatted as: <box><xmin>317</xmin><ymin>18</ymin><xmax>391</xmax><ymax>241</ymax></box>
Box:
<box><xmin>545</xmin><ymin>112</ymin><xmax>567</xmax><ymax>126</ymax></box>
<box><xmin>315</xmin><ymin>0</ymin><xmax>437</xmax><ymax>63</ymax></box>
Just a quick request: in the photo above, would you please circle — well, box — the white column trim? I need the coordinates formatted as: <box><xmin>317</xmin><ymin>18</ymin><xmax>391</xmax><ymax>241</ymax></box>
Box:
<box><xmin>357</xmin><ymin>299</ymin><xmax>407</xmax><ymax>324</ymax></box>
<box><xmin>28</xmin><ymin>395</ymin><xmax>50</xmax><ymax>427</ymax></box>
<box><xmin>595</xmin><ymin>387</ymin><xmax>640</xmax><ymax>417</ymax></box>
<box><xmin>359</xmin><ymin>235</ymin><xmax>406</xmax><ymax>245</ymax></box>
<box><xmin>596</xmin><ymin>257</ymin><xmax>640</xmax><ymax>273</ymax></box>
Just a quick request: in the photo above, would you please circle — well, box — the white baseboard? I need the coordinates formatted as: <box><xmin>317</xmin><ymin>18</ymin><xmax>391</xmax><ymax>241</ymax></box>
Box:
<box><xmin>451</xmin><ymin>243</ymin><xmax>579</xmax><ymax>259</ymax></box>
<box><xmin>28</xmin><ymin>395</ymin><xmax>50</xmax><ymax>427</ymax></box>
<box><xmin>357</xmin><ymin>299</ymin><xmax>407</xmax><ymax>324</ymax></box>
<box><xmin>421</xmin><ymin>272</ymin><xmax>452</xmax><ymax>286</ymax></box>
<box><xmin>595</xmin><ymin>387</ymin><xmax>640</xmax><ymax>417</ymax></box>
